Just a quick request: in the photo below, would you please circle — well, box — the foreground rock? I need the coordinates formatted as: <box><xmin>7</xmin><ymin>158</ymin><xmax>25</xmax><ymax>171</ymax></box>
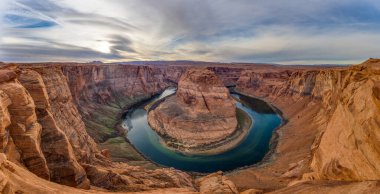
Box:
<box><xmin>231</xmin><ymin>58</ymin><xmax>380</xmax><ymax>192</ymax></box>
<box><xmin>195</xmin><ymin>171</ymin><xmax>238</xmax><ymax>194</ymax></box>
<box><xmin>19</xmin><ymin>69</ymin><xmax>90</xmax><ymax>188</ymax></box>
<box><xmin>148</xmin><ymin>68</ymin><xmax>238</xmax><ymax>149</ymax></box>
<box><xmin>307</xmin><ymin>59</ymin><xmax>380</xmax><ymax>181</ymax></box>
<box><xmin>0</xmin><ymin>68</ymin><xmax>50</xmax><ymax>180</ymax></box>
<box><xmin>0</xmin><ymin>64</ymin><xmax>201</xmax><ymax>193</ymax></box>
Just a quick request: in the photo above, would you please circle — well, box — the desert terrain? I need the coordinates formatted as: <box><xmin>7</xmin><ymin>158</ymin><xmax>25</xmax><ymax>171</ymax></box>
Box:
<box><xmin>0</xmin><ymin>59</ymin><xmax>379</xmax><ymax>193</ymax></box>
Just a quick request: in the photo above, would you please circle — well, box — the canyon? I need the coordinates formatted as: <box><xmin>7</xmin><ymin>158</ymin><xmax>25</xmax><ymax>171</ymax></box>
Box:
<box><xmin>0</xmin><ymin>59</ymin><xmax>380</xmax><ymax>193</ymax></box>
<box><xmin>148</xmin><ymin>68</ymin><xmax>239</xmax><ymax>152</ymax></box>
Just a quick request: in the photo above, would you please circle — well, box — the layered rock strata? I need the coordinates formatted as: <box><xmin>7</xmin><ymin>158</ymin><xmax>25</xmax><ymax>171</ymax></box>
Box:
<box><xmin>29</xmin><ymin>66</ymin><xmax>100</xmax><ymax>164</ymax></box>
<box><xmin>148</xmin><ymin>68</ymin><xmax>238</xmax><ymax>149</ymax></box>
<box><xmin>308</xmin><ymin>59</ymin><xmax>380</xmax><ymax>181</ymax></box>
<box><xmin>233</xmin><ymin>59</ymin><xmax>380</xmax><ymax>190</ymax></box>
<box><xmin>195</xmin><ymin>171</ymin><xmax>239</xmax><ymax>194</ymax></box>
<box><xmin>0</xmin><ymin>68</ymin><xmax>50</xmax><ymax>180</ymax></box>
<box><xmin>1</xmin><ymin>60</ymin><xmax>380</xmax><ymax>193</ymax></box>
<box><xmin>0</xmin><ymin>64</ymin><xmax>199</xmax><ymax>192</ymax></box>
<box><xmin>20</xmin><ymin>65</ymin><xmax>196</xmax><ymax>191</ymax></box>
<box><xmin>61</xmin><ymin>64</ymin><xmax>171</xmax><ymax>143</ymax></box>
<box><xmin>18</xmin><ymin>69</ymin><xmax>90</xmax><ymax>188</ymax></box>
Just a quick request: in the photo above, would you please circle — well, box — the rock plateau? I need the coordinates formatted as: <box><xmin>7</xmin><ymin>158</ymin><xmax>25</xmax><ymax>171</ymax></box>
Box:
<box><xmin>148</xmin><ymin>68</ymin><xmax>238</xmax><ymax>149</ymax></box>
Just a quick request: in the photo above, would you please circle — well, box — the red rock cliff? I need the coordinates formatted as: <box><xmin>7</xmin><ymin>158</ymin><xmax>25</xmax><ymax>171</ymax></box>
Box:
<box><xmin>236</xmin><ymin>59</ymin><xmax>380</xmax><ymax>182</ymax></box>
<box><xmin>148</xmin><ymin>68</ymin><xmax>238</xmax><ymax>149</ymax></box>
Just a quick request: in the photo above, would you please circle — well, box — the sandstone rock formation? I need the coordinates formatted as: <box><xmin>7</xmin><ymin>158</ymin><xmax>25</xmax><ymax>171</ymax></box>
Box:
<box><xmin>0</xmin><ymin>152</ymin><xmax>197</xmax><ymax>194</ymax></box>
<box><xmin>234</xmin><ymin>59</ymin><xmax>380</xmax><ymax>190</ymax></box>
<box><xmin>61</xmin><ymin>65</ymin><xmax>171</xmax><ymax>143</ymax></box>
<box><xmin>195</xmin><ymin>171</ymin><xmax>238</xmax><ymax>194</ymax></box>
<box><xmin>2</xmin><ymin>60</ymin><xmax>380</xmax><ymax>193</ymax></box>
<box><xmin>19</xmin><ymin>65</ymin><xmax>196</xmax><ymax>192</ymax></box>
<box><xmin>0</xmin><ymin>90</ymin><xmax>11</xmax><ymax>151</ymax></box>
<box><xmin>19</xmin><ymin>69</ymin><xmax>90</xmax><ymax>188</ymax></box>
<box><xmin>31</xmin><ymin>67</ymin><xmax>100</xmax><ymax>164</ymax></box>
<box><xmin>307</xmin><ymin>60</ymin><xmax>380</xmax><ymax>181</ymax></box>
<box><xmin>83</xmin><ymin>163</ymin><xmax>194</xmax><ymax>192</ymax></box>
<box><xmin>0</xmin><ymin>68</ymin><xmax>50</xmax><ymax>180</ymax></box>
<box><xmin>148</xmin><ymin>68</ymin><xmax>238</xmax><ymax>149</ymax></box>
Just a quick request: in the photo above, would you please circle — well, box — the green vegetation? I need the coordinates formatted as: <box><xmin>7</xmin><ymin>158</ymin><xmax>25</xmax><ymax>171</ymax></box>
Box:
<box><xmin>99</xmin><ymin>137</ymin><xmax>158</xmax><ymax>169</ymax></box>
<box><xmin>81</xmin><ymin>94</ymin><xmax>154</xmax><ymax>142</ymax></box>
<box><xmin>81</xmin><ymin>93</ymin><xmax>162</xmax><ymax>168</ymax></box>
<box><xmin>99</xmin><ymin>137</ymin><xmax>144</xmax><ymax>161</ymax></box>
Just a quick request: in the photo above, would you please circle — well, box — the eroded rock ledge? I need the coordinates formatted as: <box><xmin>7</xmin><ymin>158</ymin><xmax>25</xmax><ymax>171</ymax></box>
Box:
<box><xmin>148</xmin><ymin>68</ymin><xmax>239</xmax><ymax>151</ymax></box>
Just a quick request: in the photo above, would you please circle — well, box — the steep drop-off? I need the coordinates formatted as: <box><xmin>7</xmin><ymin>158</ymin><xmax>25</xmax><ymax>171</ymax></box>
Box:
<box><xmin>0</xmin><ymin>64</ymin><xmax>208</xmax><ymax>193</ymax></box>
<box><xmin>61</xmin><ymin>64</ymin><xmax>171</xmax><ymax>143</ymax></box>
<box><xmin>232</xmin><ymin>59</ymin><xmax>380</xmax><ymax>192</ymax></box>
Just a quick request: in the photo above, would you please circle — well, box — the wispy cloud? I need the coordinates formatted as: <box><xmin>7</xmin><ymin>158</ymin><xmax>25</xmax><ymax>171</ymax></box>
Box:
<box><xmin>1</xmin><ymin>0</ymin><xmax>380</xmax><ymax>64</ymax></box>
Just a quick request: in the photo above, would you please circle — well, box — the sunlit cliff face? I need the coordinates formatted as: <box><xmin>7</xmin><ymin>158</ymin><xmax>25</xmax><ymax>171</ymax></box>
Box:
<box><xmin>1</xmin><ymin>0</ymin><xmax>380</xmax><ymax>64</ymax></box>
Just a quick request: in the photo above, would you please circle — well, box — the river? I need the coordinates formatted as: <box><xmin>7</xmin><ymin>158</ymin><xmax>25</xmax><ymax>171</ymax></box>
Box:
<box><xmin>123</xmin><ymin>88</ymin><xmax>282</xmax><ymax>173</ymax></box>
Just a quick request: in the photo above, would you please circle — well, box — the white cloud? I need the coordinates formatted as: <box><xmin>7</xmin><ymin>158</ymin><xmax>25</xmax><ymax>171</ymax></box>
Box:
<box><xmin>1</xmin><ymin>0</ymin><xmax>380</xmax><ymax>64</ymax></box>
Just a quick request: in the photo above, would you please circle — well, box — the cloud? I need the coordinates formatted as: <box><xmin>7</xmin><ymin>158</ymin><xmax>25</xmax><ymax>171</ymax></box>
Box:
<box><xmin>1</xmin><ymin>0</ymin><xmax>380</xmax><ymax>64</ymax></box>
<box><xmin>0</xmin><ymin>42</ymin><xmax>125</xmax><ymax>62</ymax></box>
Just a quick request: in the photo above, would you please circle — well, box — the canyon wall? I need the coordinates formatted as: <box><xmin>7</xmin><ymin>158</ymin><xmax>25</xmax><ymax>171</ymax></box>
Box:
<box><xmin>0</xmin><ymin>65</ymin><xmax>90</xmax><ymax>189</ymax></box>
<box><xmin>57</xmin><ymin>64</ymin><xmax>242</xmax><ymax>143</ymax></box>
<box><xmin>1</xmin><ymin>59</ymin><xmax>380</xmax><ymax>193</ymax></box>
<box><xmin>308</xmin><ymin>60</ymin><xmax>380</xmax><ymax>181</ymax></box>
<box><xmin>148</xmin><ymin>68</ymin><xmax>238</xmax><ymax>149</ymax></box>
<box><xmin>0</xmin><ymin>63</ymin><xmax>198</xmax><ymax>193</ymax></box>
<box><xmin>236</xmin><ymin>59</ymin><xmax>380</xmax><ymax>182</ymax></box>
<box><xmin>60</xmin><ymin>64</ymin><xmax>171</xmax><ymax>142</ymax></box>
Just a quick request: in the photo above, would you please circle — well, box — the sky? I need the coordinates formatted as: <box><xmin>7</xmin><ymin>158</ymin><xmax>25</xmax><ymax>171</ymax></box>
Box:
<box><xmin>1</xmin><ymin>0</ymin><xmax>380</xmax><ymax>64</ymax></box>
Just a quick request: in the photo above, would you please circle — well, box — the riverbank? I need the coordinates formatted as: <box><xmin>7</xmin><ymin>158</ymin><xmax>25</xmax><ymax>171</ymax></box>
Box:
<box><xmin>145</xmin><ymin>86</ymin><xmax>254</xmax><ymax>155</ymax></box>
<box><xmin>157</xmin><ymin>106</ymin><xmax>253</xmax><ymax>156</ymax></box>
<box><xmin>99</xmin><ymin>88</ymin><xmax>170</xmax><ymax>166</ymax></box>
<box><xmin>229</xmin><ymin>88</ymin><xmax>288</xmax><ymax>165</ymax></box>
<box><xmin>227</xmin><ymin>88</ymin><xmax>321</xmax><ymax>192</ymax></box>
<box><xmin>124</xmin><ymin>87</ymin><xmax>283</xmax><ymax>173</ymax></box>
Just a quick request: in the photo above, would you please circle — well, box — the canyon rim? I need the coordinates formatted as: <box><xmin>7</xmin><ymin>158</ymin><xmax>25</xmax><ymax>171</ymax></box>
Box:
<box><xmin>147</xmin><ymin>68</ymin><xmax>242</xmax><ymax>153</ymax></box>
<box><xmin>1</xmin><ymin>0</ymin><xmax>380</xmax><ymax>193</ymax></box>
<box><xmin>1</xmin><ymin>60</ymin><xmax>380</xmax><ymax>193</ymax></box>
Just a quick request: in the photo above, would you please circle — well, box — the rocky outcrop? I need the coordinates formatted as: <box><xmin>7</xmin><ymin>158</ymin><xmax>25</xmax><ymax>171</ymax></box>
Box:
<box><xmin>307</xmin><ymin>61</ymin><xmax>380</xmax><ymax>181</ymax></box>
<box><xmin>0</xmin><ymin>68</ymin><xmax>50</xmax><ymax>180</ymax></box>
<box><xmin>236</xmin><ymin>68</ymin><xmax>343</xmax><ymax>103</ymax></box>
<box><xmin>148</xmin><ymin>68</ymin><xmax>238</xmax><ymax>149</ymax></box>
<box><xmin>236</xmin><ymin>59</ymin><xmax>380</xmax><ymax>183</ymax></box>
<box><xmin>60</xmin><ymin>64</ymin><xmax>171</xmax><ymax>143</ymax></box>
<box><xmin>0</xmin><ymin>91</ymin><xmax>11</xmax><ymax>151</ymax></box>
<box><xmin>15</xmin><ymin>65</ymin><xmax>196</xmax><ymax>192</ymax></box>
<box><xmin>19</xmin><ymin>69</ymin><xmax>90</xmax><ymax>188</ymax></box>
<box><xmin>29</xmin><ymin>67</ymin><xmax>100</xmax><ymax>164</ymax></box>
<box><xmin>270</xmin><ymin>180</ymin><xmax>380</xmax><ymax>194</ymax></box>
<box><xmin>176</xmin><ymin>68</ymin><xmax>236</xmax><ymax>116</ymax></box>
<box><xmin>208</xmin><ymin>66</ymin><xmax>244</xmax><ymax>86</ymax></box>
<box><xmin>195</xmin><ymin>171</ymin><xmax>238</xmax><ymax>194</ymax></box>
<box><xmin>0</xmin><ymin>153</ymin><xmax>196</xmax><ymax>194</ymax></box>
<box><xmin>83</xmin><ymin>163</ymin><xmax>193</xmax><ymax>192</ymax></box>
